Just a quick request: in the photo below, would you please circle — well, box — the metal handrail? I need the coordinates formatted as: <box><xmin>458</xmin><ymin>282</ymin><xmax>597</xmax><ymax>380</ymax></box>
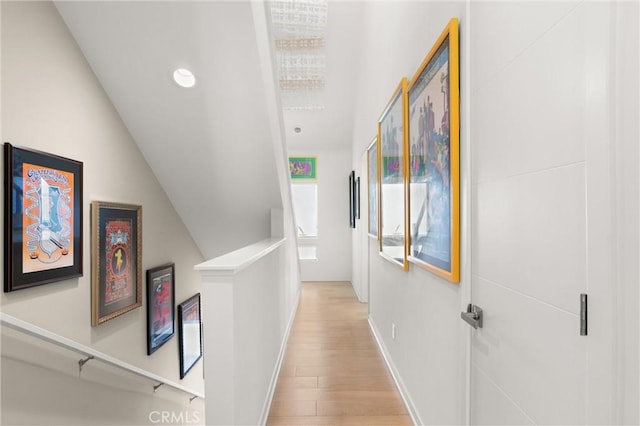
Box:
<box><xmin>0</xmin><ymin>312</ymin><xmax>204</xmax><ymax>401</ymax></box>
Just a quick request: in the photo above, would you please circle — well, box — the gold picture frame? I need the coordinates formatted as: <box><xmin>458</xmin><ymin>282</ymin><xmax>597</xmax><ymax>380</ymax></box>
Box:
<box><xmin>407</xmin><ymin>18</ymin><xmax>460</xmax><ymax>282</ymax></box>
<box><xmin>378</xmin><ymin>78</ymin><xmax>409</xmax><ymax>270</ymax></box>
<box><xmin>367</xmin><ymin>136</ymin><xmax>379</xmax><ymax>239</ymax></box>
<box><xmin>91</xmin><ymin>201</ymin><xmax>143</xmax><ymax>325</ymax></box>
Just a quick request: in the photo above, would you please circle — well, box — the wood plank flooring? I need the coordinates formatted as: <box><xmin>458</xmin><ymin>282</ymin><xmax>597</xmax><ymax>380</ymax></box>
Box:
<box><xmin>267</xmin><ymin>282</ymin><xmax>411</xmax><ymax>426</ymax></box>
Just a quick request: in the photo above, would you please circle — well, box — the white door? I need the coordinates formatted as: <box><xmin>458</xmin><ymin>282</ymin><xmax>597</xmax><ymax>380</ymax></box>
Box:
<box><xmin>468</xmin><ymin>2</ymin><xmax>617</xmax><ymax>424</ymax></box>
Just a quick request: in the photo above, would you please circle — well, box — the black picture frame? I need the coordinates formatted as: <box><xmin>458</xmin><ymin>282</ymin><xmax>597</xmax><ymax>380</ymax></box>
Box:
<box><xmin>4</xmin><ymin>142</ymin><xmax>83</xmax><ymax>292</ymax></box>
<box><xmin>178</xmin><ymin>293</ymin><xmax>203</xmax><ymax>379</ymax></box>
<box><xmin>91</xmin><ymin>201</ymin><xmax>142</xmax><ymax>326</ymax></box>
<box><xmin>349</xmin><ymin>170</ymin><xmax>356</xmax><ymax>228</ymax></box>
<box><xmin>146</xmin><ymin>263</ymin><xmax>175</xmax><ymax>355</ymax></box>
<box><xmin>356</xmin><ymin>176</ymin><xmax>361</xmax><ymax>220</ymax></box>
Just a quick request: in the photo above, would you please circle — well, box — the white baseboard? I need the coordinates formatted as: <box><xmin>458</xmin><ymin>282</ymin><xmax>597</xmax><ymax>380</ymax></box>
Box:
<box><xmin>258</xmin><ymin>288</ymin><xmax>301</xmax><ymax>425</ymax></box>
<box><xmin>351</xmin><ymin>281</ymin><xmax>366</xmax><ymax>303</ymax></box>
<box><xmin>368</xmin><ymin>316</ymin><xmax>423</xmax><ymax>426</ymax></box>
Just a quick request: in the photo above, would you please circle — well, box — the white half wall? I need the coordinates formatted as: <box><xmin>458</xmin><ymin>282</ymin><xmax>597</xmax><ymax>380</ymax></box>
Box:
<box><xmin>196</xmin><ymin>239</ymin><xmax>298</xmax><ymax>426</ymax></box>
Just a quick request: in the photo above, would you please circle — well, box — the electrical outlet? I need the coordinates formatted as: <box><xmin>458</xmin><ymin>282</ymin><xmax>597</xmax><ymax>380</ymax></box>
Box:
<box><xmin>392</xmin><ymin>323</ymin><xmax>396</xmax><ymax>340</ymax></box>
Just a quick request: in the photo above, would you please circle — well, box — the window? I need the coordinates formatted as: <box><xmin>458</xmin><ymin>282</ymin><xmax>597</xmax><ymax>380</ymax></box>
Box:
<box><xmin>291</xmin><ymin>183</ymin><xmax>318</xmax><ymax>238</ymax></box>
<box><xmin>291</xmin><ymin>183</ymin><xmax>318</xmax><ymax>261</ymax></box>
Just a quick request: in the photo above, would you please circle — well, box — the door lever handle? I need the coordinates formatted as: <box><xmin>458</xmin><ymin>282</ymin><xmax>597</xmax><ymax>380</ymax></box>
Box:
<box><xmin>461</xmin><ymin>304</ymin><xmax>483</xmax><ymax>329</ymax></box>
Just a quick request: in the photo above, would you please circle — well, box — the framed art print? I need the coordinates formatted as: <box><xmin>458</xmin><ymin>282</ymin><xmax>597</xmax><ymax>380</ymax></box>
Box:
<box><xmin>367</xmin><ymin>137</ymin><xmax>379</xmax><ymax>239</ymax></box>
<box><xmin>91</xmin><ymin>201</ymin><xmax>142</xmax><ymax>326</ymax></box>
<box><xmin>407</xmin><ymin>18</ymin><xmax>460</xmax><ymax>283</ymax></box>
<box><xmin>349</xmin><ymin>170</ymin><xmax>356</xmax><ymax>228</ymax></box>
<box><xmin>3</xmin><ymin>142</ymin><xmax>83</xmax><ymax>292</ymax></box>
<box><xmin>355</xmin><ymin>176</ymin><xmax>361</xmax><ymax>220</ymax></box>
<box><xmin>146</xmin><ymin>263</ymin><xmax>175</xmax><ymax>355</ymax></box>
<box><xmin>378</xmin><ymin>78</ymin><xmax>409</xmax><ymax>270</ymax></box>
<box><xmin>178</xmin><ymin>293</ymin><xmax>203</xmax><ymax>379</ymax></box>
<box><xmin>289</xmin><ymin>157</ymin><xmax>316</xmax><ymax>180</ymax></box>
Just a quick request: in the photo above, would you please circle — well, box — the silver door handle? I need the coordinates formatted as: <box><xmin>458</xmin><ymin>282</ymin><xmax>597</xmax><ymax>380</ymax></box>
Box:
<box><xmin>461</xmin><ymin>304</ymin><xmax>483</xmax><ymax>329</ymax></box>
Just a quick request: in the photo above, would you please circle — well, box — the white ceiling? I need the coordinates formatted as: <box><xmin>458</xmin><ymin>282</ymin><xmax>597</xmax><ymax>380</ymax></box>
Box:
<box><xmin>54</xmin><ymin>0</ymin><xmax>364</xmax><ymax>257</ymax></box>
<box><xmin>280</xmin><ymin>1</ymin><xmax>364</xmax><ymax>150</ymax></box>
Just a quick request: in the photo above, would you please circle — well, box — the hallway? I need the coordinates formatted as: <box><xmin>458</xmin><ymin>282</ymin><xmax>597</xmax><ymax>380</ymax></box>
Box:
<box><xmin>267</xmin><ymin>282</ymin><xmax>411</xmax><ymax>425</ymax></box>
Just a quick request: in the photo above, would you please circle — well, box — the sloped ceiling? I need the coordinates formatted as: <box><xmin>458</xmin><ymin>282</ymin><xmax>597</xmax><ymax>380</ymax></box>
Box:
<box><xmin>54</xmin><ymin>0</ymin><xmax>365</xmax><ymax>259</ymax></box>
<box><xmin>55</xmin><ymin>1</ymin><xmax>283</xmax><ymax>259</ymax></box>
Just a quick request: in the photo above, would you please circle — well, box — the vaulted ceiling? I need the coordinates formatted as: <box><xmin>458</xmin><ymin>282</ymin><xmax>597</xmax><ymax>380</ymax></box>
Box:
<box><xmin>54</xmin><ymin>0</ymin><xmax>364</xmax><ymax>258</ymax></box>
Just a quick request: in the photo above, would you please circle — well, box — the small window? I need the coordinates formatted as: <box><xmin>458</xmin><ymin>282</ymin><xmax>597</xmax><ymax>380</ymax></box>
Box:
<box><xmin>291</xmin><ymin>183</ymin><xmax>318</xmax><ymax>238</ymax></box>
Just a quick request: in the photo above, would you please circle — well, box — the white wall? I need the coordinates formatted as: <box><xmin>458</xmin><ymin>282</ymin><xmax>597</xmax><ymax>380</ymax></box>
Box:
<box><xmin>353</xmin><ymin>150</ymin><xmax>369</xmax><ymax>302</ymax></box>
<box><xmin>615</xmin><ymin>2</ymin><xmax>639</xmax><ymax>423</ymax></box>
<box><xmin>351</xmin><ymin>2</ymin><xmax>469</xmax><ymax>424</ymax></box>
<box><xmin>2</xmin><ymin>329</ymin><xmax>205</xmax><ymax>425</ymax></box>
<box><xmin>352</xmin><ymin>1</ymin><xmax>638</xmax><ymax>425</ymax></box>
<box><xmin>1</xmin><ymin>1</ymin><xmax>205</xmax><ymax>423</ymax></box>
<box><xmin>290</xmin><ymin>148</ymin><xmax>352</xmax><ymax>282</ymax></box>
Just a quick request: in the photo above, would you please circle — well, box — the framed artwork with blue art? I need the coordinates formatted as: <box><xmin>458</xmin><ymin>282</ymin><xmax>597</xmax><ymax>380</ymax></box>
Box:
<box><xmin>378</xmin><ymin>78</ymin><xmax>409</xmax><ymax>270</ymax></box>
<box><xmin>4</xmin><ymin>142</ymin><xmax>83</xmax><ymax>292</ymax></box>
<box><xmin>407</xmin><ymin>18</ymin><xmax>460</xmax><ymax>283</ymax></box>
<box><xmin>367</xmin><ymin>137</ymin><xmax>379</xmax><ymax>239</ymax></box>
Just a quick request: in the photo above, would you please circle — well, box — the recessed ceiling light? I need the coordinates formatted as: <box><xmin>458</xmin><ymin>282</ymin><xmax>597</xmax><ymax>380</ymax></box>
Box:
<box><xmin>173</xmin><ymin>68</ymin><xmax>196</xmax><ymax>88</ymax></box>
<box><xmin>294</xmin><ymin>127</ymin><xmax>302</xmax><ymax>133</ymax></box>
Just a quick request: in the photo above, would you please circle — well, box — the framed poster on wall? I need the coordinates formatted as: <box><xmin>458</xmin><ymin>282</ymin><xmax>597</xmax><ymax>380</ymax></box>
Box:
<box><xmin>178</xmin><ymin>293</ymin><xmax>203</xmax><ymax>379</ymax></box>
<box><xmin>289</xmin><ymin>157</ymin><xmax>316</xmax><ymax>180</ymax></box>
<box><xmin>407</xmin><ymin>18</ymin><xmax>460</xmax><ymax>283</ymax></box>
<box><xmin>355</xmin><ymin>176</ymin><xmax>360</xmax><ymax>220</ymax></box>
<box><xmin>3</xmin><ymin>142</ymin><xmax>83</xmax><ymax>292</ymax></box>
<box><xmin>349</xmin><ymin>170</ymin><xmax>356</xmax><ymax>228</ymax></box>
<box><xmin>146</xmin><ymin>263</ymin><xmax>175</xmax><ymax>355</ymax></box>
<box><xmin>378</xmin><ymin>78</ymin><xmax>409</xmax><ymax>270</ymax></box>
<box><xmin>91</xmin><ymin>201</ymin><xmax>142</xmax><ymax>326</ymax></box>
<box><xmin>367</xmin><ymin>137</ymin><xmax>379</xmax><ymax>238</ymax></box>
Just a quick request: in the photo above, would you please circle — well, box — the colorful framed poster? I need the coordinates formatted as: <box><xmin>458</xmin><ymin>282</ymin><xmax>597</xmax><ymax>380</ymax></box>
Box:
<box><xmin>367</xmin><ymin>137</ymin><xmax>379</xmax><ymax>238</ymax></box>
<box><xmin>178</xmin><ymin>293</ymin><xmax>203</xmax><ymax>379</ymax></box>
<box><xmin>3</xmin><ymin>143</ymin><xmax>83</xmax><ymax>292</ymax></box>
<box><xmin>407</xmin><ymin>18</ymin><xmax>460</xmax><ymax>283</ymax></box>
<box><xmin>91</xmin><ymin>201</ymin><xmax>142</xmax><ymax>326</ymax></box>
<box><xmin>378</xmin><ymin>78</ymin><xmax>409</xmax><ymax>270</ymax></box>
<box><xmin>146</xmin><ymin>263</ymin><xmax>175</xmax><ymax>355</ymax></box>
<box><xmin>289</xmin><ymin>157</ymin><xmax>316</xmax><ymax>180</ymax></box>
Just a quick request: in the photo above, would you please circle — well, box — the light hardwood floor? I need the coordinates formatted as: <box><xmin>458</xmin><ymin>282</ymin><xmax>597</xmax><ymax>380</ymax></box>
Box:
<box><xmin>267</xmin><ymin>282</ymin><xmax>412</xmax><ymax>426</ymax></box>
